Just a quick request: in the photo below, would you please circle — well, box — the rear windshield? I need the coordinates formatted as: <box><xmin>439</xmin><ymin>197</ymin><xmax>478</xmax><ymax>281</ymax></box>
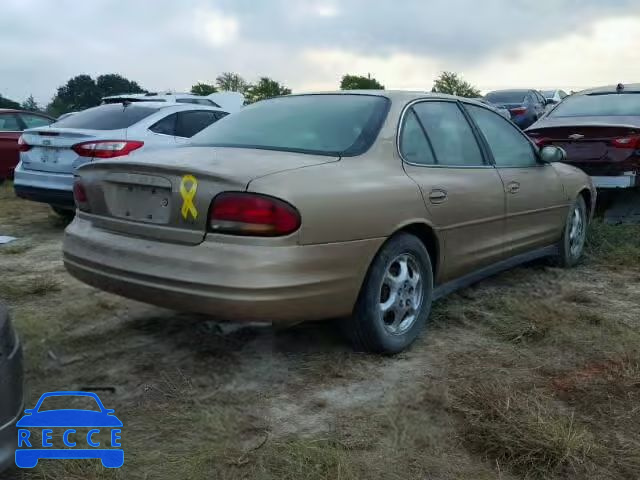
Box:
<box><xmin>485</xmin><ymin>91</ymin><xmax>527</xmax><ymax>103</ymax></box>
<box><xmin>191</xmin><ymin>94</ymin><xmax>390</xmax><ymax>156</ymax></box>
<box><xmin>52</xmin><ymin>104</ymin><xmax>161</xmax><ymax>130</ymax></box>
<box><xmin>549</xmin><ymin>93</ymin><xmax>640</xmax><ymax>117</ymax></box>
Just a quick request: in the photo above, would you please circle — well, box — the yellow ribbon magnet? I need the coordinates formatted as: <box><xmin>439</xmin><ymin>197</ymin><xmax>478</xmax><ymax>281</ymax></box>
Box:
<box><xmin>179</xmin><ymin>174</ymin><xmax>198</xmax><ymax>220</ymax></box>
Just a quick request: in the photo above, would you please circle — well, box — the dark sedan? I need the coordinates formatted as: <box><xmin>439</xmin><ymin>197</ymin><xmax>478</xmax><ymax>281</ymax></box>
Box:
<box><xmin>0</xmin><ymin>109</ymin><xmax>54</xmax><ymax>182</ymax></box>
<box><xmin>526</xmin><ymin>83</ymin><xmax>640</xmax><ymax>189</ymax></box>
<box><xmin>0</xmin><ymin>304</ymin><xmax>24</xmax><ymax>473</ymax></box>
<box><xmin>485</xmin><ymin>89</ymin><xmax>549</xmax><ymax>129</ymax></box>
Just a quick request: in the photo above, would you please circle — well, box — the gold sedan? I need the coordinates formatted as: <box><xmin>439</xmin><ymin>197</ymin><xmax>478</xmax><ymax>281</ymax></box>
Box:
<box><xmin>63</xmin><ymin>91</ymin><xmax>595</xmax><ymax>353</ymax></box>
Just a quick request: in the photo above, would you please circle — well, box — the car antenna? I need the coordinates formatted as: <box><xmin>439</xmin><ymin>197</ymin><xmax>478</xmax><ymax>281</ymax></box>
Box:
<box><xmin>616</xmin><ymin>83</ymin><xmax>624</xmax><ymax>93</ymax></box>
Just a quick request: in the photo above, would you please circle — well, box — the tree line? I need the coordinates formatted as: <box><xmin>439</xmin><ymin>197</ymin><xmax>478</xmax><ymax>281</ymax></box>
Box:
<box><xmin>0</xmin><ymin>71</ymin><xmax>480</xmax><ymax>117</ymax></box>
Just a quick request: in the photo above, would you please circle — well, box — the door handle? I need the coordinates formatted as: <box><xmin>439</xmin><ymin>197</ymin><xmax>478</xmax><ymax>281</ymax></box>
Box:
<box><xmin>507</xmin><ymin>182</ymin><xmax>520</xmax><ymax>194</ymax></box>
<box><xmin>428</xmin><ymin>189</ymin><xmax>448</xmax><ymax>204</ymax></box>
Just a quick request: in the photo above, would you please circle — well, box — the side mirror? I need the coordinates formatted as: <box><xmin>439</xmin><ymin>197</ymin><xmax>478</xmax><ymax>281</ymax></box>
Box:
<box><xmin>539</xmin><ymin>145</ymin><xmax>566</xmax><ymax>163</ymax></box>
<box><xmin>545</xmin><ymin>98</ymin><xmax>558</xmax><ymax>106</ymax></box>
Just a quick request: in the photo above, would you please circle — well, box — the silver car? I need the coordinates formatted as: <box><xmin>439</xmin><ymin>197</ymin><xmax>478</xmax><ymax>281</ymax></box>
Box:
<box><xmin>0</xmin><ymin>304</ymin><xmax>23</xmax><ymax>473</ymax></box>
<box><xmin>13</xmin><ymin>102</ymin><xmax>229</xmax><ymax>216</ymax></box>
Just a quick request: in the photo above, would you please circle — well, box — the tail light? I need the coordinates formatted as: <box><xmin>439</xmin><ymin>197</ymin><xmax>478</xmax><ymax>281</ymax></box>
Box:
<box><xmin>73</xmin><ymin>179</ymin><xmax>89</xmax><ymax>211</ymax></box>
<box><xmin>611</xmin><ymin>135</ymin><xmax>640</xmax><ymax>149</ymax></box>
<box><xmin>510</xmin><ymin>107</ymin><xmax>527</xmax><ymax>115</ymax></box>
<box><xmin>72</xmin><ymin>140</ymin><xmax>144</xmax><ymax>159</ymax></box>
<box><xmin>209</xmin><ymin>192</ymin><xmax>301</xmax><ymax>237</ymax></box>
<box><xmin>527</xmin><ymin>133</ymin><xmax>551</xmax><ymax>147</ymax></box>
<box><xmin>17</xmin><ymin>135</ymin><xmax>31</xmax><ymax>152</ymax></box>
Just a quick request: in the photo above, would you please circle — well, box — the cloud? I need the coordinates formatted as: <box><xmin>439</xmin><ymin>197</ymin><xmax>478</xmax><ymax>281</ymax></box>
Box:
<box><xmin>0</xmin><ymin>0</ymin><xmax>639</xmax><ymax>106</ymax></box>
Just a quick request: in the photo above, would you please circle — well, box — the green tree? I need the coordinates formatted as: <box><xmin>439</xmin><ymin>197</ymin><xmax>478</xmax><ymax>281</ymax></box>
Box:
<box><xmin>431</xmin><ymin>71</ymin><xmax>480</xmax><ymax>98</ymax></box>
<box><xmin>190</xmin><ymin>82</ymin><xmax>217</xmax><ymax>96</ymax></box>
<box><xmin>0</xmin><ymin>95</ymin><xmax>20</xmax><ymax>109</ymax></box>
<box><xmin>215</xmin><ymin>72</ymin><xmax>248</xmax><ymax>93</ymax></box>
<box><xmin>244</xmin><ymin>77</ymin><xmax>291</xmax><ymax>104</ymax></box>
<box><xmin>46</xmin><ymin>73</ymin><xmax>147</xmax><ymax>116</ymax></box>
<box><xmin>96</xmin><ymin>73</ymin><xmax>145</xmax><ymax>98</ymax></box>
<box><xmin>340</xmin><ymin>74</ymin><xmax>384</xmax><ymax>90</ymax></box>
<box><xmin>21</xmin><ymin>95</ymin><xmax>40</xmax><ymax>112</ymax></box>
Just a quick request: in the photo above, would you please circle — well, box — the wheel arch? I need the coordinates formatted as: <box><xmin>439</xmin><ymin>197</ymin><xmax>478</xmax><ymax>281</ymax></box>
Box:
<box><xmin>393</xmin><ymin>221</ymin><xmax>441</xmax><ymax>280</ymax></box>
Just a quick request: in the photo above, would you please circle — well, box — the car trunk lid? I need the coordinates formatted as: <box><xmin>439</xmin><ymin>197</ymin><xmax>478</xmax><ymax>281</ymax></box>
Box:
<box><xmin>20</xmin><ymin>127</ymin><xmax>128</xmax><ymax>174</ymax></box>
<box><xmin>527</xmin><ymin>118</ymin><xmax>640</xmax><ymax>173</ymax></box>
<box><xmin>77</xmin><ymin>146</ymin><xmax>338</xmax><ymax>245</ymax></box>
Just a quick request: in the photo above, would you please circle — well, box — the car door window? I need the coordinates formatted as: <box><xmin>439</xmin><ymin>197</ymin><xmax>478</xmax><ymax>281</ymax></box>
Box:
<box><xmin>149</xmin><ymin>113</ymin><xmax>177</xmax><ymax>136</ymax></box>
<box><xmin>175</xmin><ymin>111</ymin><xmax>219</xmax><ymax>138</ymax></box>
<box><xmin>20</xmin><ymin>114</ymin><xmax>53</xmax><ymax>129</ymax></box>
<box><xmin>399</xmin><ymin>109</ymin><xmax>435</xmax><ymax>165</ymax></box>
<box><xmin>0</xmin><ymin>114</ymin><xmax>21</xmax><ymax>131</ymax></box>
<box><xmin>466</xmin><ymin>104</ymin><xmax>537</xmax><ymax>167</ymax></box>
<box><xmin>412</xmin><ymin>101</ymin><xmax>485</xmax><ymax>166</ymax></box>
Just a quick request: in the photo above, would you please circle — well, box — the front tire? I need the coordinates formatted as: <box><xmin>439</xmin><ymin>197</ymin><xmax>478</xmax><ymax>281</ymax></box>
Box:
<box><xmin>346</xmin><ymin>233</ymin><xmax>433</xmax><ymax>354</ymax></box>
<box><xmin>555</xmin><ymin>196</ymin><xmax>587</xmax><ymax>267</ymax></box>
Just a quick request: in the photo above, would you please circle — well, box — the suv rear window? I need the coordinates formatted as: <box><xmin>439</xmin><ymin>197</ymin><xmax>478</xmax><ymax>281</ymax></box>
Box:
<box><xmin>176</xmin><ymin>98</ymin><xmax>221</xmax><ymax>107</ymax></box>
<box><xmin>485</xmin><ymin>91</ymin><xmax>527</xmax><ymax>104</ymax></box>
<box><xmin>52</xmin><ymin>104</ymin><xmax>161</xmax><ymax>130</ymax></box>
<box><xmin>191</xmin><ymin>94</ymin><xmax>390</xmax><ymax>156</ymax></box>
<box><xmin>549</xmin><ymin>93</ymin><xmax>640</xmax><ymax>117</ymax></box>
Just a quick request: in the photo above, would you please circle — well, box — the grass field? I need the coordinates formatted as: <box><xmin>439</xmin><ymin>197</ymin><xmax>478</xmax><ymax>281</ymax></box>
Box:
<box><xmin>1</xmin><ymin>181</ymin><xmax>639</xmax><ymax>479</ymax></box>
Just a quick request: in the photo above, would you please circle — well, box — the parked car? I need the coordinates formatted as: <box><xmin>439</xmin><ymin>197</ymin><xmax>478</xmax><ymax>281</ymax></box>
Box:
<box><xmin>472</xmin><ymin>97</ymin><xmax>511</xmax><ymax>120</ymax></box>
<box><xmin>0</xmin><ymin>304</ymin><xmax>24</xmax><ymax>473</ymax></box>
<box><xmin>102</xmin><ymin>92</ymin><xmax>244</xmax><ymax>113</ymax></box>
<box><xmin>63</xmin><ymin>91</ymin><xmax>594</xmax><ymax>354</ymax></box>
<box><xmin>485</xmin><ymin>89</ymin><xmax>550</xmax><ymax>129</ymax></box>
<box><xmin>13</xmin><ymin>102</ymin><xmax>230</xmax><ymax>216</ymax></box>
<box><xmin>541</xmin><ymin>89</ymin><xmax>569</xmax><ymax>106</ymax></box>
<box><xmin>527</xmin><ymin>83</ymin><xmax>640</xmax><ymax>189</ymax></box>
<box><xmin>0</xmin><ymin>109</ymin><xmax>55</xmax><ymax>182</ymax></box>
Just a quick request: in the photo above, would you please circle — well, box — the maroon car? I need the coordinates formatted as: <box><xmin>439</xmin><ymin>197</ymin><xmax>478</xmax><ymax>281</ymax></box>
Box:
<box><xmin>526</xmin><ymin>84</ymin><xmax>640</xmax><ymax>189</ymax></box>
<box><xmin>0</xmin><ymin>109</ymin><xmax>55</xmax><ymax>182</ymax></box>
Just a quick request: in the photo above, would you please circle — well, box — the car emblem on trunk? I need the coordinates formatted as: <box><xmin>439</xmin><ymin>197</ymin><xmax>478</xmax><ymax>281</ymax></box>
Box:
<box><xmin>568</xmin><ymin>134</ymin><xmax>585</xmax><ymax>140</ymax></box>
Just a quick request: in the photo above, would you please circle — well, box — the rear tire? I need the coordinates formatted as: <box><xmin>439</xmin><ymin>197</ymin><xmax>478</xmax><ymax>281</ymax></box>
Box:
<box><xmin>51</xmin><ymin>206</ymin><xmax>74</xmax><ymax>220</ymax></box>
<box><xmin>346</xmin><ymin>233</ymin><xmax>433</xmax><ymax>354</ymax></box>
<box><xmin>555</xmin><ymin>196</ymin><xmax>587</xmax><ymax>268</ymax></box>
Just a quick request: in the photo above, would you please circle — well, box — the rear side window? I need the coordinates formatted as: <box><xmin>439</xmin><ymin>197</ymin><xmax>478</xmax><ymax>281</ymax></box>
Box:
<box><xmin>399</xmin><ymin>110</ymin><xmax>435</xmax><ymax>165</ymax></box>
<box><xmin>191</xmin><ymin>94</ymin><xmax>390</xmax><ymax>156</ymax></box>
<box><xmin>20</xmin><ymin>114</ymin><xmax>53</xmax><ymax>129</ymax></box>
<box><xmin>53</xmin><ymin>104</ymin><xmax>161</xmax><ymax>130</ymax></box>
<box><xmin>412</xmin><ymin>101</ymin><xmax>484</xmax><ymax>166</ymax></box>
<box><xmin>176</xmin><ymin>98</ymin><xmax>221</xmax><ymax>107</ymax></box>
<box><xmin>466</xmin><ymin>104</ymin><xmax>537</xmax><ymax>167</ymax></box>
<box><xmin>0</xmin><ymin>114</ymin><xmax>21</xmax><ymax>131</ymax></box>
<box><xmin>176</xmin><ymin>111</ymin><xmax>221</xmax><ymax>138</ymax></box>
<box><xmin>550</xmin><ymin>93</ymin><xmax>640</xmax><ymax>117</ymax></box>
<box><xmin>149</xmin><ymin>114</ymin><xmax>177</xmax><ymax>135</ymax></box>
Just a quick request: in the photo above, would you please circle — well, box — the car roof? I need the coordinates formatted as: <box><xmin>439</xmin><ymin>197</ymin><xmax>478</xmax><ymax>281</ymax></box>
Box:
<box><xmin>95</xmin><ymin>101</ymin><xmax>227</xmax><ymax>112</ymax></box>
<box><xmin>574</xmin><ymin>83</ymin><xmax>640</xmax><ymax>96</ymax></box>
<box><xmin>277</xmin><ymin>90</ymin><xmax>490</xmax><ymax>105</ymax></box>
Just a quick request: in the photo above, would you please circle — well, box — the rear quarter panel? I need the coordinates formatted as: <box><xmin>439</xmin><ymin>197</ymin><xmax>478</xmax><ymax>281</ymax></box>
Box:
<box><xmin>553</xmin><ymin>162</ymin><xmax>596</xmax><ymax>219</ymax></box>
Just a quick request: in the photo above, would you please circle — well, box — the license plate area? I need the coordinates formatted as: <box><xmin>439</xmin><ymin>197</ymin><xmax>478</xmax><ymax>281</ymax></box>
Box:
<box><xmin>38</xmin><ymin>147</ymin><xmax>60</xmax><ymax>164</ymax></box>
<box><xmin>109</xmin><ymin>183</ymin><xmax>172</xmax><ymax>224</ymax></box>
<box><xmin>559</xmin><ymin>142</ymin><xmax>606</xmax><ymax>160</ymax></box>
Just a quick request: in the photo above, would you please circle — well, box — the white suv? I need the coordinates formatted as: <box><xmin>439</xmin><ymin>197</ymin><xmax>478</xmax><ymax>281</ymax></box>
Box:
<box><xmin>102</xmin><ymin>92</ymin><xmax>244</xmax><ymax>113</ymax></box>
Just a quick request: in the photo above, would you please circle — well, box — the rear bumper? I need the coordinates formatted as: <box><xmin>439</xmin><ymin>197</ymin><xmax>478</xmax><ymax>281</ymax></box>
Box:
<box><xmin>63</xmin><ymin>216</ymin><xmax>383</xmax><ymax>325</ymax></box>
<box><xmin>591</xmin><ymin>174</ymin><xmax>638</xmax><ymax>189</ymax></box>
<box><xmin>13</xmin><ymin>162</ymin><xmax>74</xmax><ymax>206</ymax></box>
<box><xmin>14</xmin><ymin>184</ymin><xmax>74</xmax><ymax>207</ymax></box>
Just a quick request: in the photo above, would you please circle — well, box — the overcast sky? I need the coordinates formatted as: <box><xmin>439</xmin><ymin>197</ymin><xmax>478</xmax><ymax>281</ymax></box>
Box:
<box><xmin>2</xmin><ymin>0</ymin><xmax>640</xmax><ymax>105</ymax></box>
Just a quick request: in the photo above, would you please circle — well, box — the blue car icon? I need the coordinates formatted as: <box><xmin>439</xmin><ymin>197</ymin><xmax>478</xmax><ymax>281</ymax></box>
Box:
<box><xmin>15</xmin><ymin>391</ymin><xmax>123</xmax><ymax>468</ymax></box>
